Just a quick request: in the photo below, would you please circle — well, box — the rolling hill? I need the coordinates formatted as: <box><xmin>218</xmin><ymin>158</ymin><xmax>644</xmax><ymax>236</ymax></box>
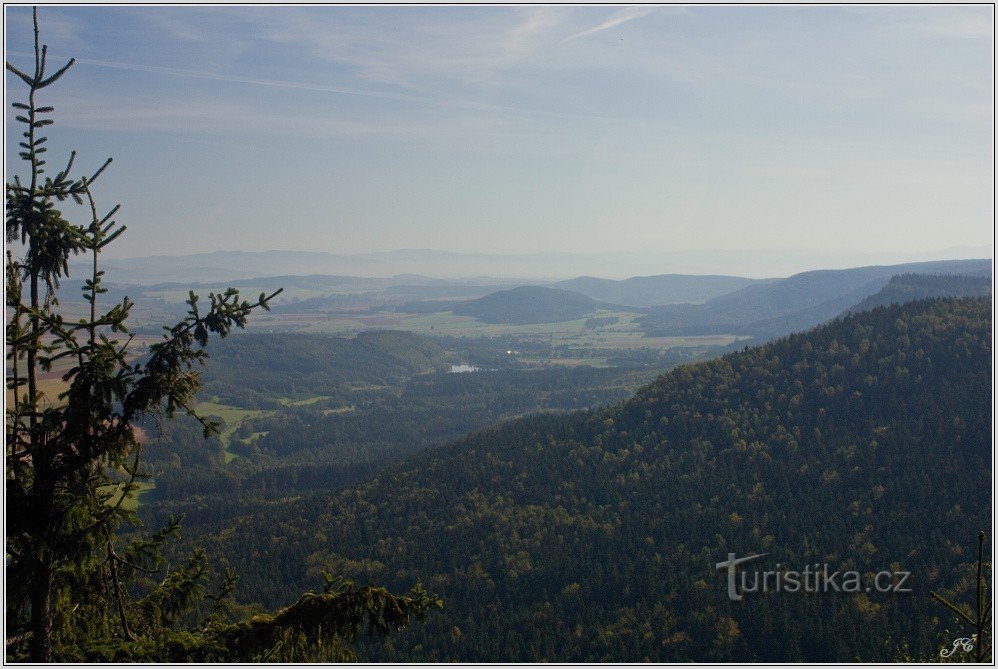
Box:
<box><xmin>554</xmin><ymin>274</ymin><xmax>768</xmax><ymax>308</ymax></box>
<box><xmin>199</xmin><ymin>330</ymin><xmax>450</xmax><ymax>404</ymax></box>
<box><xmin>640</xmin><ymin>258</ymin><xmax>990</xmax><ymax>339</ymax></box>
<box><xmin>184</xmin><ymin>296</ymin><xmax>991</xmax><ymax>662</ymax></box>
<box><xmin>407</xmin><ymin>285</ymin><xmax>631</xmax><ymax>325</ymax></box>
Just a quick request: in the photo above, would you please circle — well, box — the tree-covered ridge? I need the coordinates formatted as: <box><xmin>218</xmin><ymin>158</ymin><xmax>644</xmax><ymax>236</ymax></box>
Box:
<box><xmin>139</xmin><ymin>361</ymin><xmax>678</xmax><ymax>543</ymax></box>
<box><xmin>553</xmin><ymin>273</ymin><xmax>767</xmax><ymax>308</ymax></box>
<box><xmin>186</xmin><ymin>297</ymin><xmax>991</xmax><ymax>662</ymax></box>
<box><xmin>407</xmin><ymin>285</ymin><xmax>629</xmax><ymax>324</ymax></box>
<box><xmin>845</xmin><ymin>273</ymin><xmax>991</xmax><ymax>315</ymax></box>
<box><xmin>199</xmin><ymin>330</ymin><xmax>449</xmax><ymax>404</ymax></box>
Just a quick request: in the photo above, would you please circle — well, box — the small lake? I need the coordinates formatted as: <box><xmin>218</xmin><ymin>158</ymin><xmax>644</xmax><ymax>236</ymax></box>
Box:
<box><xmin>449</xmin><ymin>364</ymin><xmax>480</xmax><ymax>373</ymax></box>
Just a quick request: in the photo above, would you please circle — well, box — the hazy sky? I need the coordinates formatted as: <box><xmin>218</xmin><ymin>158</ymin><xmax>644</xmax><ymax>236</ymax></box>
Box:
<box><xmin>4</xmin><ymin>5</ymin><xmax>994</xmax><ymax>263</ymax></box>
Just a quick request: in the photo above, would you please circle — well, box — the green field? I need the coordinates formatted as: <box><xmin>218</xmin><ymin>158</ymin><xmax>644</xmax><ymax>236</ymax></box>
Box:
<box><xmin>248</xmin><ymin>309</ymin><xmax>746</xmax><ymax>354</ymax></box>
<box><xmin>279</xmin><ymin>395</ymin><xmax>335</xmax><ymax>407</ymax></box>
<box><xmin>195</xmin><ymin>399</ymin><xmax>276</xmax><ymax>462</ymax></box>
<box><xmin>100</xmin><ymin>480</ymin><xmax>156</xmax><ymax>512</ymax></box>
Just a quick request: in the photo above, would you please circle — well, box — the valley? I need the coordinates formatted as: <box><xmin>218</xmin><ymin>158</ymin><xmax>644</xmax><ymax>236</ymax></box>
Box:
<box><xmin>6</xmin><ymin>6</ymin><xmax>992</xmax><ymax>663</ymax></box>
<box><xmin>145</xmin><ymin>295</ymin><xmax>993</xmax><ymax>662</ymax></box>
<box><xmin>83</xmin><ymin>257</ymin><xmax>988</xmax><ymax>660</ymax></box>
<box><xmin>11</xmin><ymin>253</ymin><xmax>994</xmax><ymax>663</ymax></box>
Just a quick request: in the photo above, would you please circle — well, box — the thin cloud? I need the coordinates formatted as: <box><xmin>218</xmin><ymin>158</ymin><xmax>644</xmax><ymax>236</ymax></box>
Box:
<box><xmin>504</xmin><ymin>7</ymin><xmax>565</xmax><ymax>57</ymax></box>
<box><xmin>5</xmin><ymin>50</ymin><xmax>626</xmax><ymax>127</ymax></box>
<box><xmin>259</xmin><ymin>7</ymin><xmax>567</xmax><ymax>90</ymax></box>
<box><xmin>4</xmin><ymin>51</ymin><xmax>429</xmax><ymax>105</ymax></box>
<box><xmin>560</xmin><ymin>7</ymin><xmax>655</xmax><ymax>44</ymax></box>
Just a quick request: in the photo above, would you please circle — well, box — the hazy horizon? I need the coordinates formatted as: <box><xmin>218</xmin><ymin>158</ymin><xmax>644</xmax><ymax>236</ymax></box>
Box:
<box><xmin>5</xmin><ymin>5</ymin><xmax>994</xmax><ymax>277</ymax></box>
<box><xmin>77</xmin><ymin>244</ymin><xmax>993</xmax><ymax>283</ymax></box>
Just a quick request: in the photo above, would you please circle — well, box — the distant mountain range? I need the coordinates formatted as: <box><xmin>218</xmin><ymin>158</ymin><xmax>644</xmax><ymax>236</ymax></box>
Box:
<box><xmin>399</xmin><ymin>259</ymin><xmax>991</xmax><ymax>333</ymax></box>
<box><xmin>80</xmin><ymin>246</ymin><xmax>993</xmax><ymax>284</ymax></box>
<box><xmin>640</xmin><ymin>258</ymin><xmax>991</xmax><ymax>339</ymax></box>
<box><xmin>552</xmin><ymin>274</ymin><xmax>768</xmax><ymax>308</ymax></box>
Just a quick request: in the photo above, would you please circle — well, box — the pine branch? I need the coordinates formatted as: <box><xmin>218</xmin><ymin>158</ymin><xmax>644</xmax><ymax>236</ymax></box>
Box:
<box><xmin>930</xmin><ymin>591</ymin><xmax>976</xmax><ymax>627</ymax></box>
<box><xmin>204</xmin><ymin>582</ymin><xmax>443</xmax><ymax>662</ymax></box>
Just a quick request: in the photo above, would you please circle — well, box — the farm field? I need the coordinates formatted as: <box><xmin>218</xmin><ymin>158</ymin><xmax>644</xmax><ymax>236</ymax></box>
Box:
<box><xmin>102</xmin><ymin>480</ymin><xmax>156</xmax><ymax>512</ymax></box>
<box><xmin>194</xmin><ymin>399</ymin><xmax>277</xmax><ymax>462</ymax></box>
<box><xmin>244</xmin><ymin>309</ymin><xmax>746</xmax><ymax>356</ymax></box>
<box><xmin>6</xmin><ymin>334</ymin><xmax>162</xmax><ymax>407</ymax></box>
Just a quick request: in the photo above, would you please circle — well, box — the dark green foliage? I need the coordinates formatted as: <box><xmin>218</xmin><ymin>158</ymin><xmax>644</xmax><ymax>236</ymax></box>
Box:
<box><xmin>200</xmin><ymin>330</ymin><xmax>449</xmax><ymax>403</ymax></box>
<box><xmin>139</xmin><ymin>360</ymin><xmax>674</xmax><ymax>533</ymax></box>
<box><xmin>71</xmin><ymin>576</ymin><xmax>441</xmax><ymax>663</ymax></box>
<box><xmin>179</xmin><ymin>298</ymin><xmax>990</xmax><ymax>661</ymax></box>
<box><xmin>141</xmin><ymin>414</ymin><xmax>227</xmax><ymax>469</ymax></box>
<box><xmin>845</xmin><ymin>273</ymin><xmax>991</xmax><ymax>315</ymax></box>
<box><xmin>929</xmin><ymin>532</ymin><xmax>992</xmax><ymax>662</ymax></box>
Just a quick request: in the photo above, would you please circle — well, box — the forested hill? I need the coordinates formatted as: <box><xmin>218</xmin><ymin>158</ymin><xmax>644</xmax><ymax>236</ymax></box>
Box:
<box><xmin>448</xmin><ymin>285</ymin><xmax>626</xmax><ymax>324</ymax></box>
<box><xmin>553</xmin><ymin>273</ymin><xmax>765</xmax><ymax>308</ymax></box>
<box><xmin>188</xmin><ymin>297</ymin><xmax>991</xmax><ymax>662</ymax></box>
<box><xmin>199</xmin><ymin>330</ymin><xmax>449</xmax><ymax>403</ymax></box>
<box><xmin>845</xmin><ymin>273</ymin><xmax>991</xmax><ymax>315</ymax></box>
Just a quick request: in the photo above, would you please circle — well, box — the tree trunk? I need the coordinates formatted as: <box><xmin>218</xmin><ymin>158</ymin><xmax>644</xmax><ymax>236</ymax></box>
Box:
<box><xmin>27</xmin><ymin>463</ymin><xmax>55</xmax><ymax>663</ymax></box>
<box><xmin>28</xmin><ymin>556</ymin><xmax>53</xmax><ymax>662</ymax></box>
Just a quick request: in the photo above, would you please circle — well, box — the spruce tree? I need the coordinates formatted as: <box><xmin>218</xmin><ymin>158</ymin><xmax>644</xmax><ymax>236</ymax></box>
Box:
<box><xmin>930</xmin><ymin>532</ymin><xmax>992</xmax><ymax>663</ymax></box>
<box><xmin>5</xmin><ymin>8</ymin><xmax>440</xmax><ymax>662</ymax></box>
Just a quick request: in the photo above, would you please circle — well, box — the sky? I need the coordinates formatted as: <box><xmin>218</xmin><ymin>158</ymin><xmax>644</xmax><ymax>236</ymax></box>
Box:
<box><xmin>3</xmin><ymin>4</ymin><xmax>994</xmax><ymax>270</ymax></box>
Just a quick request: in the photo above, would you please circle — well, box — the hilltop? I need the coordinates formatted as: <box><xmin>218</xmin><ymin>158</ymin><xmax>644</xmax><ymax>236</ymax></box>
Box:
<box><xmin>845</xmin><ymin>273</ymin><xmax>991</xmax><ymax>315</ymax></box>
<box><xmin>405</xmin><ymin>285</ymin><xmax>631</xmax><ymax>325</ymax></box>
<box><xmin>554</xmin><ymin>273</ymin><xmax>768</xmax><ymax>308</ymax></box>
